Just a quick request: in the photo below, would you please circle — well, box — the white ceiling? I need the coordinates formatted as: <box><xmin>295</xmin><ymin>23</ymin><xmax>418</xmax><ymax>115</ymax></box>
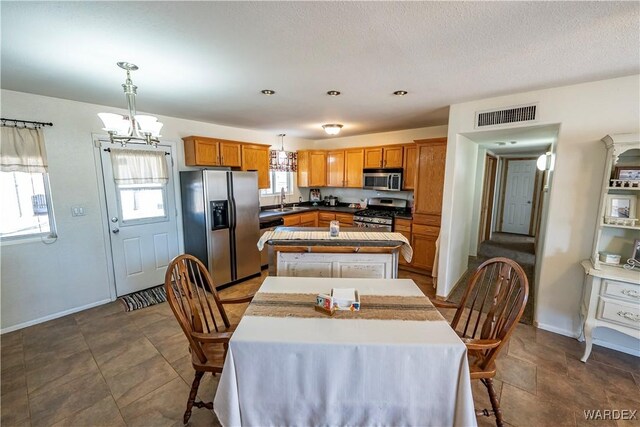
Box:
<box><xmin>464</xmin><ymin>124</ymin><xmax>558</xmax><ymax>155</ymax></box>
<box><xmin>1</xmin><ymin>2</ymin><xmax>638</xmax><ymax>139</ymax></box>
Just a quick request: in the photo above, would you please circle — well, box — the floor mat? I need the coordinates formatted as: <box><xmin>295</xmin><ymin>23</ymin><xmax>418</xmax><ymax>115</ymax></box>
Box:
<box><xmin>118</xmin><ymin>285</ymin><xmax>167</xmax><ymax>312</ymax></box>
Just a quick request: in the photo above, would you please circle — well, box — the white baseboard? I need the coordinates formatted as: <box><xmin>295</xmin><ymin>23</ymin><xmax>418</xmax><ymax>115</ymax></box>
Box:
<box><xmin>592</xmin><ymin>338</ymin><xmax>640</xmax><ymax>357</ymax></box>
<box><xmin>535</xmin><ymin>322</ymin><xmax>578</xmax><ymax>338</ymax></box>
<box><xmin>0</xmin><ymin>298</ymin><xmax>113</xmax><ymax>334</ymax></box>
<box><xmin>535</xmin><ymin>322</ymin><xmax>640</xmax><ymax>358</ymax></box>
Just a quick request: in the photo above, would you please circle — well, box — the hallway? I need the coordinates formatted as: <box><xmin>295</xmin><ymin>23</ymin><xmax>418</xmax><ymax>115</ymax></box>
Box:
<box><xmin>449</xmin><ymin>232</ymin><xmax>536</xmax><ymax>325</ymax></box>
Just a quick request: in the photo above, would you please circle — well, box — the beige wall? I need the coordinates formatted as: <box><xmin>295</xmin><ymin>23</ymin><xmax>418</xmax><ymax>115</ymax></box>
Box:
<box><xmin>440</xmin><ymin>75</ymin><xmax>640</xmax><ymax>353</ymax></box>
<box><xmin>0</xmin><ymin>89</ymin><xmax>314</xmax><ymax>332</ymax></box>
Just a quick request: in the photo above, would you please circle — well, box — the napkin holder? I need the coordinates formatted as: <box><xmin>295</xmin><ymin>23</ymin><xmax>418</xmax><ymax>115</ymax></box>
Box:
<box><xmin>315</xmin><ymin>294</ymin><xmax>335</xmax><ymax>316</ymax></box>
<box><xmin>331</xmin><ymin>288</ymin><xmax>360</xmax><ymax>312</ymax></box>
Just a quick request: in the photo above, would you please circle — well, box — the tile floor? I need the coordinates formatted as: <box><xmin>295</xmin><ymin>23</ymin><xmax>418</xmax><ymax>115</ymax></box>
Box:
<box><xmin>1</xmin><ymin>270</ymin><xmax>638</xmax><ymax>427</ymax></box>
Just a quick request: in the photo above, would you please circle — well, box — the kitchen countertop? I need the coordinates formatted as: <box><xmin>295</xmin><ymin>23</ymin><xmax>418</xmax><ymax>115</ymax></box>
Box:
<box><xmin>259</xmin><ymin>205</ymin><xmax>362</xmax><ymax>221</ymax></box>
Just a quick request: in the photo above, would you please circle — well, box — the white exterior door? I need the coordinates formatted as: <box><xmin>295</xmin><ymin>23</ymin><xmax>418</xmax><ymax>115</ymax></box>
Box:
<box><xmin>502</xmin><ymin>159</ymin><xmax>536</xmax><ymax>235</ymax></box>
<box><xmin>100</xmin><ymin>142</ymin><xmax>180</xmax><ymax>296</ymax></box>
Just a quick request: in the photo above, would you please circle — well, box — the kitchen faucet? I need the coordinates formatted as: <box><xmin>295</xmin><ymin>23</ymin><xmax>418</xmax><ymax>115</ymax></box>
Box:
<box><xmin>280</xmin><ymin>187</ymin><xmax>286</xmax><ymax>210</ymax></box>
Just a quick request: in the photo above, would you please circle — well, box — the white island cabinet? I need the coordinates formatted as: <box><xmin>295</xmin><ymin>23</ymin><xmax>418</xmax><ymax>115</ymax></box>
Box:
<box><xmin>579</xmin><ymin>133</ymin><xmax>640</xmax><ymax>362</ymax></box>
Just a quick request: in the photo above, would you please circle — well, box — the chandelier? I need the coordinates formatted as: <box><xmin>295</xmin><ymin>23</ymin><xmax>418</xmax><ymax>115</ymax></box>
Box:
<box><xmin>98</xmin><ymin>62</ymin><xmax>163</xmax><ymax>147</ymax></box>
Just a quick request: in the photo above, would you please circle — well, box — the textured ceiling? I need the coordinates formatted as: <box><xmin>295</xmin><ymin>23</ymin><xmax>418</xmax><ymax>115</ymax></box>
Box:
<box><xmin>1</xmin><ymin>1</ymin><xmax>638</xmax><ymax>139</ymax></box>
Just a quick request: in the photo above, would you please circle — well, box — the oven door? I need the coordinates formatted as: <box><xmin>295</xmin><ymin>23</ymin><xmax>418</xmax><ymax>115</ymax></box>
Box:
<box><xmin>354</xmin><ymin>220</ymin><xmax>392</xmax><ymax>232</ymax></box>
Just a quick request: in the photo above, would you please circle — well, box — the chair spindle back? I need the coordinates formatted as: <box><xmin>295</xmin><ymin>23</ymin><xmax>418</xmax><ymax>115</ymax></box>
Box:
<box><xmin>165</xmin><ymin>254</ymin><xmax>231</xmax><ymax>364</ymax></box>
<box><xmin>451</xmin><ymin>257</ymin><xmax>529</xmax><ymax>368</ymax></box>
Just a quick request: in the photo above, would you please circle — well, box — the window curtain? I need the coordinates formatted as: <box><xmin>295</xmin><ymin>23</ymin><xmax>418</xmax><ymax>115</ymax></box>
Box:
<box><xmin>0</xmin><ymin>127</ymin><xmax>48</xmax><ymax>173</ymax></box>
<box><xmin>110</xmin><ymin>148</ymin><xmax>168</xmax><ymax>184</ymax></box>
<box><xmin>269</xmin><ymin>150</ymin><xmax>297</xmax><ymax>172</ymax></box>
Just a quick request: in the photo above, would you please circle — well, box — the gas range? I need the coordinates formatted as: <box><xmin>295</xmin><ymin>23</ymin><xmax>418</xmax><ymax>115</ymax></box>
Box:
<box><xmin>353</xmin><ymin>197</ymin><xmax>408</xmax><ymax>231</ymax></box>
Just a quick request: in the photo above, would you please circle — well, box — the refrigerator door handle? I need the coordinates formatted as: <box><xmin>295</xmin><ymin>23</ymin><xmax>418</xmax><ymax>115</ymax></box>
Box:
<box><xmin>227</xmin><ymin>172</ymin><xmax>238</xmax><ymax>281</ymax></box>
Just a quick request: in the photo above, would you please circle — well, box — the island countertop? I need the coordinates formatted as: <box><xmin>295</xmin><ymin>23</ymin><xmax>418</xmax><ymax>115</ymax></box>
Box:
<box><xmin>263</xmin><ymin>226</ymin><xmax>406</xmax><ymax>247</ymax></box>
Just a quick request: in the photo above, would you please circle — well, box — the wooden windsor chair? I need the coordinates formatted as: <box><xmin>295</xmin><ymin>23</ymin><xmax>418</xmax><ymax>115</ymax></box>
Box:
<box><xmin>164</xmin><ymin>254</ymin><xmax>254</xmax><ymax>424</ymax></box>
<box><xmin>432</xmin><ymin>257</ymin><xmax>529</xmax><ymax>427</ymax></box>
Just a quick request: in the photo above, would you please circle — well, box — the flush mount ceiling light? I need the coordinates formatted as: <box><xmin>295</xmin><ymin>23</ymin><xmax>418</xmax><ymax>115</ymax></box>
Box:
<box><xmin>322</xmin><ymin>124</ymin><xmax>343</xmax><ymax>136</ymax></box>
<box><xmin>98</xmin><ymin>62</ymin><xmax>163</xmax><ymax>147</ymax></box>
<box><xmin>393</xmin><ymin>90</ymin><xmax>408</xmax><ymax>96</ymax></box>
<box><xmin>261</xmin><ymin>89</ymin><xmax>276</xmax><ymax>95</ymax></box>
<box><xmin>327</xmin><ymin>90</ymin><xmax>341</xmax><ymax>96</ymax></box>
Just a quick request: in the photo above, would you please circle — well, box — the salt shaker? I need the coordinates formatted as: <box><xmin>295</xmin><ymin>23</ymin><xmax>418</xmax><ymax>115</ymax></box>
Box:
<box><xmin>329</xmin><ymin>220</ymin><xmax>340</xmax><ymax>237</ymax></box>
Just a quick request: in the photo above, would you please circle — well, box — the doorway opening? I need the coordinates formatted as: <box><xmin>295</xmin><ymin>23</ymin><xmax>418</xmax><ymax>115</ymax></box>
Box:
<box><xmin>449</xmin><ymin>124</ymin><xmax>559</xmax><ymax>325</ymax></box>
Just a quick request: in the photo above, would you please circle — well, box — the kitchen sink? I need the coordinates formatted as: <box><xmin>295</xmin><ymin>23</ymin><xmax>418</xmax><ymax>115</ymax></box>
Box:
<box><xmin>264</xmin><ymin>206</ymin><xmax>308</xmax><ymax>213</ymax></box>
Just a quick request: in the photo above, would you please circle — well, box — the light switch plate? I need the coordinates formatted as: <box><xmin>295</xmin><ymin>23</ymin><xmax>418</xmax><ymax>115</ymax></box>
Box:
<box><xmin>71</xmin><ymin>206</ymin><xmax>86</xmax><ymax>217</ymax></box>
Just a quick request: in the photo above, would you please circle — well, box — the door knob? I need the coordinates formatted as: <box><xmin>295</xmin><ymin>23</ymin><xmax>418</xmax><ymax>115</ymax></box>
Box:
<box><xmin>111</xmin><ymin>217</ymin><xmax>119</xmax><ymax>223</ymax></box>
<box><xmin>112</xmin><ymin>228</ymin><xmax>120</xmax><ymax>234</ymax></box>
<box><xmin>527</xmin><ymin>201</ymin><xmax>532</xmax><ymax>204</ymax></box>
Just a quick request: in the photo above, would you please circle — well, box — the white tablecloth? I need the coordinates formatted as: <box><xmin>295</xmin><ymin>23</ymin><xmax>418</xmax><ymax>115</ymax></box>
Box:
<box><xmin>214</xmin><ymin>277</ymin><xmax>477</xmax><ymax>427</ymax></box>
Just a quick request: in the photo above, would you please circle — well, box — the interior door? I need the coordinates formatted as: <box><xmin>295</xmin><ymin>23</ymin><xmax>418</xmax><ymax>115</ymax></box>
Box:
<box><xmin>479</xmin><ymin>154</ymin><xmax>498</xmax><ymax>245</ymax></box>
<box><xmin>100</xmin><ymin>142</ymin><xmax>180</xmax><ymax>296</ymax></box>
<box><xmin>501</xmin><ymin>159</ymin><xmax>536</xmax><ymax>235</ymax></box>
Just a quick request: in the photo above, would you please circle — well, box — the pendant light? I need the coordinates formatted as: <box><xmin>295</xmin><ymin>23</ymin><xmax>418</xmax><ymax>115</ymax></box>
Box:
<box><xmin>277</xmin><ymin>133</ymin><xmax>287</xmax><ymax>165</ymax></box>
<box><xmin>98</xmin><ymin>62</ymin><xmax>164</xmax><ymax>147</ymax></box>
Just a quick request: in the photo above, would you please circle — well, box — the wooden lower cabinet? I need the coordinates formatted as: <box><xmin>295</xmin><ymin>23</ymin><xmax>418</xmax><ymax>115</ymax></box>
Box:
<box><xmin>299</xmin><ymin>212</ymin><xmax>318</xmax><ymax>227</ymax></box>
<box><xmin>411</xmin><ymin>231</ymin><xmax>438</xmax><ymax>272</ymax></box>
<box><xmin>394</xmin><ymin>218</ymin><xmax>412</xmax><ymax>266</ymax></box>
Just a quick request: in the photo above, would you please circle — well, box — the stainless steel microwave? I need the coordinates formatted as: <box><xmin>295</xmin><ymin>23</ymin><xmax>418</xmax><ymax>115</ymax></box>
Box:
<box><xmin>362</xmin><ymin>168</ymin><xmax>403</xmax><ymax>191</ymax></box>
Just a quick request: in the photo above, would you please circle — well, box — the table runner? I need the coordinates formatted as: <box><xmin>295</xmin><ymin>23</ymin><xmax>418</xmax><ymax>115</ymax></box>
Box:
<box><xmin>244</xmin><ymin>292</ymin><xmax>444</xmax><ymax>321</ymax></box>
<box><xmin>214</xmin><ymin>277</ymin><xmax>477</xmax><ymax>427</ymax></box>
<box><xmin>257</xmin><ymin>230</ymin><xmax>413</xmax><ymax>262</ymax></box>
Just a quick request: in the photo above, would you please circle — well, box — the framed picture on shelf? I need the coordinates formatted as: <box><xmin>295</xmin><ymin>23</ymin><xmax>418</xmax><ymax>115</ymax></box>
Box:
<box><xmin>604</xmin><ymin>194</ymin><xmax>636</xmax><ymax>219</ymax></box>
<box><xmin>632</xmin><ymin>239</ymin><xmax>640</xmax><ymax>262</ymax></box>
<box><xmin>614</xmin><ymin>166</ymin><xmax>640</xmax><ymax>181</ymax></box>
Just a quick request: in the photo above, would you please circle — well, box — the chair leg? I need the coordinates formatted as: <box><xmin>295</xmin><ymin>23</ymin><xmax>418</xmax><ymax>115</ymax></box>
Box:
<box><xmin>482</xmin><ymin>378</ymin><xmax>504</xmax><ymax>427</ymax></box>
<box><xmin>184</xmin><ymin>371</ymin><xmax>205</xmax><ymax>424</ymax></box>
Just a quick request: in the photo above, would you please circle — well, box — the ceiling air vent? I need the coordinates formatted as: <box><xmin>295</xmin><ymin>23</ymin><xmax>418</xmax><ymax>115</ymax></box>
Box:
<box><xmin>475</xmin><ymin>104</ymin><xmax>537</xmax><ymax>128</ymax></box>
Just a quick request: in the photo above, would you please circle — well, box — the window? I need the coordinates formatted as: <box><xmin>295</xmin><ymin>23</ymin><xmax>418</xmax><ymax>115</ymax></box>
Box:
<box><xmin>118</xmin><ymin>183</ymin><xmax>167</xmax><ymax>222</ymax></box>
<box><xmin>0</xmin><ymin>171</ymin><xmax>57</xmax><ymax>240</ymax></box>
<box><xmin>260</xmin><ymin>171</ymin><xmax>293</xmax><ymax>196</ymax></box>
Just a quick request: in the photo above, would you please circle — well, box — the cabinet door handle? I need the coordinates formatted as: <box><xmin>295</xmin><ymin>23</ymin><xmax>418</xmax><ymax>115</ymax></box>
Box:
<box><xmin>621</xmin><ymin>289</ymin><xmax>640</xmax><ymax>299</ymax></box>
<box><xmin>617</xmin><ymin>311</ymin><xmax>640</xmax><ymax>322</ymax></box>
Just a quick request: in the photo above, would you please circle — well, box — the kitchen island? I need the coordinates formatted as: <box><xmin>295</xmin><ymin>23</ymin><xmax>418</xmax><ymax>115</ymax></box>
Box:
<box><xmin>257</xmin><ymin>227</ymin><xmax>412</xmax><ymax>279</ymax></box>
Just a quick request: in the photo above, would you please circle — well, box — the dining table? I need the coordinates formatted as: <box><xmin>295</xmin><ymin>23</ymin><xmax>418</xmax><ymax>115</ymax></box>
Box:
<box><xmin>213</xmin><ymin>276</ymin><xmax>477</xmax><ymax>427</ymax></box>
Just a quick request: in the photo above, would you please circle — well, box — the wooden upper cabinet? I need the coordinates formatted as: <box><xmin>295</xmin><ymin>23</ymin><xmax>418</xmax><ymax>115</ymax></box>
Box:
<box><xmin>344</xmin><ymin>149</ymin><xmax>364</xmax><ymax>188</ymax></box>
<box><xmin>241</xmin><ymin>144</ymin><xmax>270</xmax><ymax>189</ymax></box>
<box><xmin>402</xmin><ymin>144</ymin><xmax>417</xmax><ymax>190</ymax></box>
<box><xmin>364</xmin><ymin>147</ymin><xmax>383</xmax><ymax>168</ymax></box>
<box><xmin>297</xmin><ymin>151</ymin><xmax>310</xmax><ymax>187</ymax></box>
<box><xmin>218</xmin><ymin>141</ymin><xmax>242</xmax><ymax>167</ymax></box>
<box><xmin>413</xmin><ymin>138</ymin><xmax>447</xmax><ymax>219</ymax></box>
<box><xmin>383</xmin><ymin>145</ymin><xmax>404</xmax><ymax>168</ymax></box>
<box><xmin>183</xmin><ymin>136</ymin><xmax>242</xmax><ymax>167</ymax></box>
<box><xmin>327</xmin><ymin>151</ymin><xmax>346</xmax><ymax>187</ymax></box>
<box><xmin>297</xmin><ymin>150</ymin><xmax>327</xmax><ymax>187</ymax></box>
<box><xmin>184</xmin><ymin>137</ymin><xmax>219</xmax><ymax>166</ymax></box>
<box><xmin>309</xmin><ymin>151</ymin><xmax>327</xmax><ymax>187</ymax></box>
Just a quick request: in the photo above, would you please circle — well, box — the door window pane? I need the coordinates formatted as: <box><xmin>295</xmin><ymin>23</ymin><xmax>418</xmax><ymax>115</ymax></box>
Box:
<box><xmin>0</xmin><ymin>171</ymin><xmax>56</xmax><ymax>239</ymax></box>
<box><xmin>119</xmin><ymin>184</ymin><xmax>166</xmax><ymax>221</ymax></box>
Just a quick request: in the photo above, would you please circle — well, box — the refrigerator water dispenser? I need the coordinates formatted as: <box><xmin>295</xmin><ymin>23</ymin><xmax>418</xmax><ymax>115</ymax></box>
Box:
<box><xmin>210</xmin><ymin>200</ymin><xmax>229</xmax><ymax>230</ymax></box>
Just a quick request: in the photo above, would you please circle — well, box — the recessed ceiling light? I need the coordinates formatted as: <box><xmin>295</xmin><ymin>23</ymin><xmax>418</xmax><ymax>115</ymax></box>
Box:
<box><xmin>497</xmin><ymin>142</ymin><xmax>506</xmax><ymax>146</ymax></box>
<box><xmin>393</xmin><ymin>90</ymin><xmax>408</xmax><ymax>96</ymax></box>
<box><xmin>510</xmin><ymin>141</ymin><xmax>517</xmax><ymax>144</ymax></box>
<box><xmin>261</xmin><ymin>89</ymin><xmax>276</xmax><ymax>95</ymax></box>
<box><xmin>322</xmin><ymin>124</ymin><xmax>343</xmax><ymax>135</ymax></box>
<box><xmin>327</xmin><ymin>90</ymin><xmax>341</xmax><ymax>96</ymax></box>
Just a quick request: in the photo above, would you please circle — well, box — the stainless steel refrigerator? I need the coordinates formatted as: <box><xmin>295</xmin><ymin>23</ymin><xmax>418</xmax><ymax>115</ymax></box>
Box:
<box><xmin>180</xmin><ymin>170</ymin><xmax>261</xmax><ymax>288</ymax></box>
